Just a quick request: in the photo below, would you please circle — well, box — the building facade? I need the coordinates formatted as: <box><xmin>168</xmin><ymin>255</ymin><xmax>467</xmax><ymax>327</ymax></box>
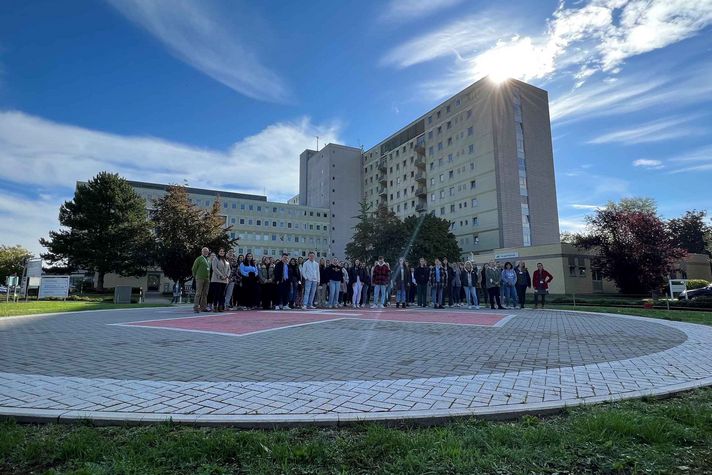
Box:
<box><xmin>359</xmin><ymin>77</ymin><xmax>559</xmax><ymax>256</ymax></box>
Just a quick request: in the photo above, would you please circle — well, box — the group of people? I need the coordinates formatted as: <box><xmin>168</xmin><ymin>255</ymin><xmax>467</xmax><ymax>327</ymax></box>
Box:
<box><xmin>190</xmin><ymin>247</ymin><xmax>554</xmax><ymax>313</ymax></box>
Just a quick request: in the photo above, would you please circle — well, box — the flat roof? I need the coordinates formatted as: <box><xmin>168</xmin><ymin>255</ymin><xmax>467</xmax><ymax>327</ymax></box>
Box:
<box><xmin>125</xmin><ymin>180</ymin><xmax>268</xmax><ymax>202</ymax></box>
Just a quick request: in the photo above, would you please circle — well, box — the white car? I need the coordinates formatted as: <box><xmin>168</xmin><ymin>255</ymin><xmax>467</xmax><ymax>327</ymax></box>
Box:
<box><xmin>0</xmin><ymin>285</ymin><xmax>7</xmax><ymax>294</ymax></box>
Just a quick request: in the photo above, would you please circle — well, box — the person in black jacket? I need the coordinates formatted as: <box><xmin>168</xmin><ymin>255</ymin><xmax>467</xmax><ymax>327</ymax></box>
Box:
<box><xmin>480</xmin><ymin>262</ymin><xmax>489</xmax><ymax>305</ymax></box>
<box><xmin>348</xmin><ymin>259</ymin><xmax>367</xmax><ymax>308</ymax></box>
<box><xmin>327</xmin><ymin>260</ymin><xmax>343</xmax><ymax>308</ymax></box>
<box><xmin>287</xmin><ymin>257</ymin><xmax>301</xmax><ymax>309</ymax></box>
<box><xmin>273</xmin><ymin>253</ymin><xmax>291</xmax><ymax>310</ymax></box>
<box><xmin>515</xmin><ymin>261</ymin><xmax>532</xmax><ymax>309</ymax></box>
<box><xmin>443</xmin><ymin>258</ymin><xmax>455</xmax><ymax>306</ymax></box>
<box><xmin>414</xmin><ymin>258</ymin><xmax>430</xmax><ymax>307</ymax></box>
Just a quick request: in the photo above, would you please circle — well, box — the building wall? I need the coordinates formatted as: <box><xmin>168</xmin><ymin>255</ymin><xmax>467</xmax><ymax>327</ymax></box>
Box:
<box><xmin>300</xmin><ymin>143</ymin><xmax>363</xmax><ymax>259</ymax></box>
<box><xmin>359</xmin><ymin>77</ymin><xmax>559</xmax><ymax>256</ymax></box>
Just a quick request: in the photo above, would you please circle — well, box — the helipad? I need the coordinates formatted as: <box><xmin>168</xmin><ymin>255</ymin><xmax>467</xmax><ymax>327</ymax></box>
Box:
<box><xmin>1</xmin><ymin>306</ymin><xmax>711</xmax><ymax>427</ymax></box>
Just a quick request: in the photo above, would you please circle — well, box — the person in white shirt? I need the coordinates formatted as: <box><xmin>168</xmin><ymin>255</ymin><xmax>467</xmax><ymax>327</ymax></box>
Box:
<box><xmin>301</xmin><ymin>251</ymin><xmax>320</xmax><ymax>309</ymax></box>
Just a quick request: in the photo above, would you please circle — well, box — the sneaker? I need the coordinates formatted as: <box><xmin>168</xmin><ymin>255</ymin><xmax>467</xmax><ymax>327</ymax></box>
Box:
<box><xmin>370</xmin><ymin>305</ymin><xmax>377</xmax><ymax>309</ymax></box>
<box><xmin>475</xmin><ymin>306</ymin><xmax>480</xmax><ymax>310</ymax></box>
<box><xmin>378</xmin><ymin>304</ymin><xmax>384</xmax><ymax>309</ymax></box>
<box><xmin>275</xmin><ymin>305</ymin><xmax>281</xmax><ymax>310</ymax></box>
<box><xmin>302</xmin><ymin>305</ymin><xmax>308</xmax><ymax>310</ymax></box>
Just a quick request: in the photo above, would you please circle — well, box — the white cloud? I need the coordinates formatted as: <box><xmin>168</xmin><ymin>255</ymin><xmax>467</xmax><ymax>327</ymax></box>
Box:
<box><xmin>559</xmin><ymin>217</ymin><xmax>588</xmax><ymax>233</ymax></box>
<box><xmin>382</xmin><ymin>0</ymin><xmax>712</xmax><ymax>100</ymax></box>
<box><xmin>379</xmin><ymin>0</ymin><xmax>465</xmax><ymax>24</ymax></box>
<box><xmin>633</xmin><ymin>159</ymin><xmax>664</xmax><ymax>169</ymax></box>
<box><xmin>0</xmin><ymin>111</ymin><xmax>342</xmax><ymax>253</ymax></box>
<box><xmin>587</xmin><ymin>115</ymin><xmax>707</xmax><ymax>145</ymax></box>
<box><xmin>106</xmin><ymin>0</ymin><xmax>290</xmax><ymax>103</ymax></box>
<box><xmin>667</xmin><ymin>144</ymin><xmax>712</xmax><ymax>174</ymax></box>
<box><xmin>570</xmin><ymin>204</ymin><xmax>602</xmax><ymax>210</ymax></box>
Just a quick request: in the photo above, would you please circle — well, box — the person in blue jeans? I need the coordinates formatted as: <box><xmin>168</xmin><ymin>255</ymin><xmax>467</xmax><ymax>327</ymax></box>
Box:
<box><xmin>327</xmin><ymin>259</ymin><xmax>343</xmax><ymax>308</ymax></box>
<box><xmin>462</xmin><ymin>261</ymin><xmax>479</xmax><ymax>309</ymax></box>
<box><xmin>501</xmin><ymin>261</ymin><xmax>519</xmax><ymax>309</ymax></box>
<box><xmin>371</xmin><ymin>257</ymin><xmax>390</xmax><ymax>308</ymax></box>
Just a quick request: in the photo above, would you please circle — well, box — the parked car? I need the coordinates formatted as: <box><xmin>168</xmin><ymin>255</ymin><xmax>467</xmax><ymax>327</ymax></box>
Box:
<box><xmin>678</xmin><ymin>284</ymin><xmax>712</xmax><ymax>300</ymax></box>
<box><xmin>0</xmin><ymin>285</ymin><xmax>7</xmax><ymax>294</ymax></box>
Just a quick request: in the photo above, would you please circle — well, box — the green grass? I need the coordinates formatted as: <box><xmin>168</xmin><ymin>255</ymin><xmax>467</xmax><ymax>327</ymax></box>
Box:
<box><xmin>2</xmin><ymin>389</ymin><xmax>712</xmax><ymax>474</ymax></box>
<box><xmin>0</xmin><ymin>300</ymin><xmax>170</xmax><ymax>317</ymax></box>
<box><xmin>550</xmin><ymin>305</ymin><xmax>712</xmax><ymax>326</ymax></box>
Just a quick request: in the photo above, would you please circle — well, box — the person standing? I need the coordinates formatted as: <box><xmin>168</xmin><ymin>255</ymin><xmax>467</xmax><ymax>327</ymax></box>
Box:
<box><xmin>485</xmin><ymin>260</ymin><xmax>504</xmax><ymax>310</ymax></box>
<box><xmin>515</xmin><ymin>261</ymin><xmax>532</xmax><ymax>309</ymax></box>
<box><xmin>533</xmin><ymin>263</ymin><xmax>554</xmax><ymax>309</ymax></box>
<box><xmin>360</xmin><ymin>261</ymin><xmax>371</xmax><ymax>308</ymax></box>
<box><xmin>301</xmin><ymin>251</ymin><xmax>320</xmax><ymax>310</ymax></box>
<box><xmin>259</xmin><ymin>256</ymin><xmax>275</xmax><ymax>310</ymax></box>
<box><xmin>371</xmin><ymin>256</ymin><xmax>390</xmax><ymax>309</ymax></box>
<box><xmin>210</xmin><ymin>248</ymin><xmax>230</xmax><ymax>312</ymax></box>
<box><xmin>429</xmin><ymin>258</ymin><xmax>447</xmax><ymax>309</ymax></box>
<box><xmin>274</xmin><ymin>254</ymin><xmax>291</xmax><ymax>310</ymax></box>
<box><xmin>480</xmin><ymin>262</ymin><xmax>489</xmax><ymax>306</ymax></box>
<box><xmin>501</xmin><ymin>262</ymin><xmax>519</xmax><ymax>309</ymax></box>
<box><xmin>287</xmin><ymin>257</ymin><xmax>301</xmax><ymax>309</ymax></box>
<box><xmin>326</xmin><ymin>259</ymin><xmax>343</xmax><ymax>308</ymax></box>
<box><xmin>349</xmin><ymin>259</ymin><xmax>366</xmax><ymax>309</ymax></box>
<box><xmin>408</xmin><ymin>263</ymin><xmax>417</xmax><ymax>305</ymax></box>
<box><xmin>191</xmin><ymin>247</ymin><xmax>211</xmax><ymax>312</ymax></box>
<box><xmin>317</xmin><ymin>258</ymin><xmax>328</xmax><ymax>308</ymax></box>
<box><xmin>451</xmin><ymin>262</ymin><xmax>462</xmax><ymax>307</ymax></box>
<box><xmin>393</xmin><ymin>257</ymin><xmax>409</xmax><ymax>308</ymax></box>
<box><xmin>171</xmin><ymin>280</ymin><xmax>182</xmax><ymax>304</ymax></box>
<box><xmin>415</xmin><ymin>258</ymin><xmax>430</xmax><ymax>307</ymax></box>
<box><xmin>223</xmin><ymin>249</ymin><xmax>237</xmax><ymax>310</ymax></box>
<box><xmin>462</xmin><ymin>261</ymin><xmax>479</xmax><ymax>309</ymax></box>
<box><xmin>239</xmin><ymin>253</ymin><xmax>259</xmax><ymax>310</ymax></box>
<box><xmin>442</xmin><ymin>258</ymin><xmax>453</xmax><ymax>306</ymax></box>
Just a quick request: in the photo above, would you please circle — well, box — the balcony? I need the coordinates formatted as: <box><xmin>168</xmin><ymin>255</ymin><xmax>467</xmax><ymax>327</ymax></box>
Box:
<box><xmin>378</xmin><ymin>175</ymin><xmax>387</xmax><ymax>185</ymax></box>
<box><xmin>377</xmin><ymin>157</ymin><xmax>387</xmax><ymax>172</ymax></box>
<box><xmin>415</xmin><ymin>171</ymin><xmax>426</xmax><ymax>182</ymax></box>
<box><xmin>415</xmin><ymin>186</ymin><xmax>427</xmax><ymax>197</ymax></box>
<box><xmin>415</xmin><ymin>202</ymin><xmax>426</xmax><ymax>213</ymax></box>
<box><xmin>414</xmin><ymin>156</ymin><xmax>426</xmax><ymax>168</ymax></box>
<box><xmin>378</xmin><ymin>186</ymin><xmax>387</xmax><ymax>197</ymax></box>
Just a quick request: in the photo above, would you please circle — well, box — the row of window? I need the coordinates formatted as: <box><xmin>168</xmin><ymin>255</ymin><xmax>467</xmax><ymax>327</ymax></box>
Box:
<box><xmin>230</xmin><ymin>232</ymin><xmax>328</xmax><ymax>245</ymax></box>
<box><xmin>236</xmin><ymin>248</ymin><xmax>329</xmax><ymax>258</ymax></box>
<box><xmin>228</xmin><ymin>217</ymin><xmax>329</xmax><ymax>232</ymax></box>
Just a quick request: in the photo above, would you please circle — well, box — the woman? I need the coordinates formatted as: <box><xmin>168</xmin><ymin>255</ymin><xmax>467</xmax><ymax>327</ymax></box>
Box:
<box><xmin>206</xmin><ymin>251</ymin><xmax>217</xmax><ymax>311</ymax></box>
<box><xmin>327</xmin><ymin>259</ymin><xmax>343</xmax><ymax>308</ymax></box>
<box><xmin>393</xmin><ymin>257</ymin><xmax>409</xmax><ymax>309</ymax></box>
<box><xmin>429</xmin><ymin>258</ymin><xmax>447</xmax><ymax>309</ymax></box>
<box><xmin>223</xmin><ymin>249</ymin><xmax>237</xmax><ymax>310</ymax></box>
<box><xmin>239</xmin><ymin>253</ymin><xmax>259</xmax><ymax>309</ymax></box>
<box><xmin>209</xmin><ymin>248</ymin><xmax>230</xmax><ymax>312</ymax></box>
<box><xmin>317</xmin><ymin>258</ymin><xmax>328</xmax><ymax>308</ymax></box>
<box><xmin>349</xmin><ymin>260</ymin><xmax>367</xmax><ymax>308</ymax></box>
<box><xmin>501</xmin><ymin>262</ymin><xmax>519</xmax><ymax>309</ymax></box>
<box><xmin>259</xmin><ymin>256</ymin><xmax>275</xmax><ymax>310</ymax></box>
<box><xmin>288</xmin><ymin>257</ymin><xmax>301</xmax><ymax>309</ymax></box>
<box><xmin>339</xmin><ymin>262</ymin><xmax>350</xmax><ymax>307</ymax></box>
<box><xmin>451</xmin><ymin>262</ymin><xmax>462</xmax><ymax>307</ymax></box>
<box><xmin>485</xmin><ymin>260</ymin><xmax>504</xmax><ymax>310</ymax></box>
<box><xmin>295</xmin><ymin>257</ymin><xmax>305</xmax><ymax>307</ymax></box>
<box><xmin>462</xmin><ymin>261</ymin><xmax>479</xmax><ymax>309</ymax></box>
<box><xmin>533</xmin><ymin>263</ymin><xmax>554</xmax><ymax>309</ymax></box>
<box><xmin>233</xmin><ymin>254</ymin><xmax>244</xmax><ymax>308</ymax></box>
<box><xmin>516</xmin><ymin>261</ymin><xmax>532</xmax><ymax>309</ymax></box>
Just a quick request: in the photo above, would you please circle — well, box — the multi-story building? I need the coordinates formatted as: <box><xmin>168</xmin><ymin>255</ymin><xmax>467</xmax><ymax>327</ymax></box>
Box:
<box><xmin>359</xmin><ymin>77</ymin><xmax>560</xmax><ymax>256</ymax></box>
<box><xmin>298</xmin><ymin>143</ymin><xmax>363</xmax><ymax>259</ymax></box>
<box><xmin>92</xmin><ymin>180</ymin><xmax>330</xmax><ymax>292</ymax></box>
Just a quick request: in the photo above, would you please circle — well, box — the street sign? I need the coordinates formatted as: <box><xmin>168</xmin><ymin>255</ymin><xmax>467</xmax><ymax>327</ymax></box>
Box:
<box><xmin>5</xmin><ymin>276</ymin><xmax>18</xmax><ymax>287</ymax></box>
<box><xmin>495</xmin><ymin>251</ymin><xmax>519</xmax><ymax>260</ymax></box>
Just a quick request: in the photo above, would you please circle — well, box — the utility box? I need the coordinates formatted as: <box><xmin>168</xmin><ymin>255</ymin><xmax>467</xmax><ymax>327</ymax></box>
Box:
<box><xmin>114</xmin><ymin>286</ymin><xmax>133</xmax><ymax>304</ymax></box>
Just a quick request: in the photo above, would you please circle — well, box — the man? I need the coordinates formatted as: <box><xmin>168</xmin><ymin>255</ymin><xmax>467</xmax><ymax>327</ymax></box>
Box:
<box><xmin>301</xmin><ymin>251</ymin><xmax>320</xmax><ymax>309</ymax></box>
<box><xmin>223</xmin><ymin>249</ymin><xmax>237</xmax><ymax>310</ymax></box>
<box><xmin>429</xmin><ymin>258</ymin><xmax>447</xmax><ymax>309</ymax></box>
<box><xmin>273</xmin><ymin>253</ymin><xmax>291</xmax><ymax>310</ymax></box>
<box><xmin>415</xmin><ymin>258</ymin><xmax>430</xmax><ymax>307</ymax></box>
<box><xmin>371</xmin><ymin>256</ymin><xmax>390</xmax><ymax>309</ymax></box>
<box><xmin>442</xmin><ymin>257</ymin><xmax>453</xmax><ymax>307</ymax></box>
<box><xmin>191</xmin><ymin>247</ymin><xmax>211</xmax><ymax>312</ymax></box>
<box><xmin>515</xmin><ymin>261</ymin><xmax>532</xmax><ymax>309</ymax></box>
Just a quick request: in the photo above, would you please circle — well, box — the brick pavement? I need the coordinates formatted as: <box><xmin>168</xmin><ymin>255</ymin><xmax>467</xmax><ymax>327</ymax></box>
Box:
<box><xmin>0</xmin><ymin>307</ymin><xmax>710</xmax><ymax>426</ymax></box>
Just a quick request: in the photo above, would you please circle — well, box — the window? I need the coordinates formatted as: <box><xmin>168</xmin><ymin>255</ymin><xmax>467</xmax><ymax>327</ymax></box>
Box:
<box><xmin>239</xmin><ymin>218</ymin><xmax>245</xmax><ymax>224</ymax></box>
<box><xmin>446</xmin><ymin>105</ymin><xmax>451</xmax><ymax>113</ymax></box>
<box><xmin>471</xmin><ymin>198</ymin><xmax>478</xmax><ymax>207</ymax></box>
<box><xmin>450</xmin><ymin>204</ymin><xmax>455</xmax><ymax>212</ymax></box>
<box><xmin>473</xmin><ymin>234</ymin><xmax>479</xmax><ymax>245</ymax></box>
<box><xmin>449</xmin><ymin>171</ymin><xmax>454</xmax><ymax>179</ymax></box>
<box><xmin>439</xmin><ymin>174</ymin><xmax>444</xmax><ymax>182</ymax></box>
<box><xmin>428</xmin><ymin>131</ymin><xmax>433</xmax><ymax>140</ymax></box>
<box><xmin>446</xmin><ymin>121</ymin><xmax>451</xmax><ymax>130</ymax></box>
<box><xmin>467</xmin><ymin>127</ymin><xmax>473</xmax><ymax>136</ymax></box>
<box><xmin>470</xmin><ymin>180</ymin><xmax>476</xmax><ymax>189</ymax></box>
<box><xmin>438</xmin><ymin>142</ymin><xmax>443</xmax><ymax>150</ymax></box>
<box><xmin>428</xmin><ymin>115</ymin><xmax>432</xmax><ymax>124</ymax></box>
<box><xmin>440</xmin><ymin>207</ymin><xmax>445</xmax><ymax>215</ymax></box>
<box><xmin>469</xmin><ymin>144</ymin><xmax>474</xmax><ymax>154</ymax></box>
<box><xmin>466</xmin><ymin>109</ymin><xmax>472</xmax><ymax>119</ymax></box>
<box><xmin>472</xmin><ymin>217</ymin><xmax>479</xmax><ymax>226</ymax></box>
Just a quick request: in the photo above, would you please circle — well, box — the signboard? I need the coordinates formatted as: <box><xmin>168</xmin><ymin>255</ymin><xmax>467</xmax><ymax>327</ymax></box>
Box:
<box><xmin>26</xmin><ymin>259</ymin><xmax>43</xmax><ymax>277</ymax></box>
<box><xmin>669</xmin><ymin>279</ymin><xmax>687</xmax><ymax>298</ymax></box>
<box><xmin>5</xmin><ymin>276</ymin><xmax>18</xmax><ymax>287</ymax></box>
<box><xmin>495</xmin><ymin>251</ymin><xmax>519</xmax><ymax>260</ymax></box>
<box><xmin>38</xmin><ymin>275</ymin><xmax>70</xmax><ymax>300</ymax></box>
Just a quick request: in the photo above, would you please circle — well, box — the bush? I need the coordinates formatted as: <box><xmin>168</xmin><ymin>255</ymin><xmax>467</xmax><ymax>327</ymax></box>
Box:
<box><xmin>669</xmin><ymin>297</ymin><xmax>712</xmax><ymax>309</ymax></box>
<box><xmin>686</xmin><ymin>279</ymin><xmax>710</xmax><ymax>290</ymax></box>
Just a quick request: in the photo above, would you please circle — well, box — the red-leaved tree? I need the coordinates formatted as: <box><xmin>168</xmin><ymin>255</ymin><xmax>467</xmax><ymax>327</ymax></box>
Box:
<box><xmin>573</xmin><ymin>203</ymin><xmax>686</xmax><ymax>294</ymax></box>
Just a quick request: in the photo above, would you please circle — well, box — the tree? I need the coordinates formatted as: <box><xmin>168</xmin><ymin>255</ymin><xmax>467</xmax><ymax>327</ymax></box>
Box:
<box><xmin>668</xmin><ymin>210</ymin><xmax>712</xmax><ymax>257</ymax></box>
<box><xmin>606</xmin><ymin>197</ymin><xmax>657</xmax><ymax>214</ymax></box>
<box><xmin>151</xmin><ymin>185</ymin><xmax>237</xmax><ymax>287</ymax></box>
<box><xmin>0</xmin><ymin>245</ymin><xmax>32</xmax><ymax>279</ymax></box>
<box><xmin>403</xmin><ymin>213</ymin><xmax>461</xmax><ymax>264</ymax></box>
<box><xmin>572</xmin><ymin>200</ymin><xmax>686</xmax><ymax>294</ymax></box>
<box><xmin>40</xmin><ymin>172</ymin><xmax>154</xmax><ymax>291</ymax></box>
<box><xmin>344</xmin><ymin>201</ymin><xmax>376</xmax><ymax>264</ymax></box>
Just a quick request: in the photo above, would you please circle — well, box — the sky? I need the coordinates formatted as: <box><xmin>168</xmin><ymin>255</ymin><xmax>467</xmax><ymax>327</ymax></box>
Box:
<box><xmin>1</xmin><ymin>0</ymin><xmax>711</xmax><ymax>255</ymax></box>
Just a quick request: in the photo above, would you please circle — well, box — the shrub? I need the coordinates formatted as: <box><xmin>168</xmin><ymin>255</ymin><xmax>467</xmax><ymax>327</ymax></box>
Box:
<box><xmin>686</xmin><ymin>279</ymin><xmax>710</xmax><ymax>290</ymax></box>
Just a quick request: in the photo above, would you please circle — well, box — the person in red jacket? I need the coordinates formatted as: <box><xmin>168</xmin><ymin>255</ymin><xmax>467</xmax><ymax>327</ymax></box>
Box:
<box><xmin>532</xmin><ymin>263</ymin><xmax>554</xmax><ymax>309</ymax></box>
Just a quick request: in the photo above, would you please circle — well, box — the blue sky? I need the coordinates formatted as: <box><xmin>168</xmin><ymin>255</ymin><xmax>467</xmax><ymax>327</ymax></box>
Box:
<box><xmin>1</xmin><ymin>0</ymin><xmax>711</xmax><ymax>255</ymax></box>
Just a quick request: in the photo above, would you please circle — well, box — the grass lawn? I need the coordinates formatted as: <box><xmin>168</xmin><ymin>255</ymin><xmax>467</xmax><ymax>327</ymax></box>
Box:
<box><xmin>0</xmin><ymin>300</ymin><xmax>170</xmax><ymax>317</ymax></box>
<box><xmin>549</xmin><ymin>305</ymin><xmax>712</xmax><ymax>326</ymax></box>
<box><xmin>1</xmin><ymin>388</ymin><xmax>711</xmax><ymax>474</ymax></box>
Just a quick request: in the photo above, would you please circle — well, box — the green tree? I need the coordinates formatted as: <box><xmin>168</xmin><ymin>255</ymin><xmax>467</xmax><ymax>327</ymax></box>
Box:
<box><xmin>370</xmin><ymin>206</ymin><xmax>408</xmax><ymax>265</ymax></box>
<box><xmin>572</xmin><ymin>199</ymin><xmax>686</xmax><ymax>294</ymax></box>
<box><xmin>151</xmin><ymin>185</ymin><xmax>237</xmax><ymax>287</ymax></box>
<box><xmin>606</xmin><ymin>197</ymin><xmax>657</xmax><ymax>213</ymax></box>
<box><xmin>0</xmin><ymin>245</ymin><xmax>32</xmax><ymax>279</ymax></box>
<box><xmin>668</xmin><ymin>210</ymin><xmax>712</xmax><ymax>257</ymax></box>
<box><xmin>345</xmin><ymin>201</ymin><xmax>375</xmax><ymax>264</ymax></box>
<box><xmin>403</xmin><ymin>213</ymin><xmax>461</xmax><ymax>264</ymax></box>
<box><xmin>39</xmin><ymin>172</ymin><xmax>153</xmax><ymax>291</ymax></box>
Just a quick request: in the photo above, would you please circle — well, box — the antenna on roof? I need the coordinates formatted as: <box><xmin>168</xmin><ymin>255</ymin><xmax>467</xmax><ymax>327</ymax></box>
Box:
<box><xmin>316</xmin><ymin>136</ymin><xmax>319</xmax><ymax>152</ymax></box>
